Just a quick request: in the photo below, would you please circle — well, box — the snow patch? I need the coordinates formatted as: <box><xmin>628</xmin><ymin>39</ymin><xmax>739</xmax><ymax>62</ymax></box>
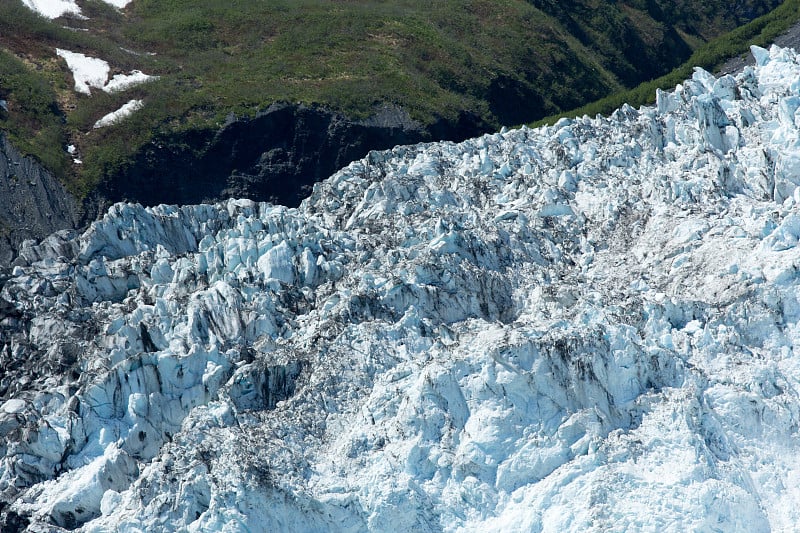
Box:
<box><xmin>56</xmin><ymin>49</ymin><xmax>109</xmax><ymax>95</ymax></box>
<box><xmin>104</xmin><ymin>70</ymin><xmax>157</xmax><ymax>93</ymax></box>
<box><xmin>101</xmin><ymin>0</ymin><xmax>133</xmax><ymax>7</ymax></box>
<box><xmin>57</xmin><ymin>49</ymin><xmax>157</xmax><ymax>96</ymax></box>
<box><xmin>22</xmin><ymin>0</ymin><xmax>132</xmax><ymax>18</ymax></box>
<box><xmin>21</xmin><ymin>0</ymin><xmax>81</xmax><ymax>19</ymax></box>
<box><xmin>93</xmin><ymin>99</ymin><xmax>144</xmax><ymax>128</ymax></box>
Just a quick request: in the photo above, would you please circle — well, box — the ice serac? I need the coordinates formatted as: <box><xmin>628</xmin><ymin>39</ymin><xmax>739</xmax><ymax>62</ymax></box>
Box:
<box><xmin>4</xmin><ymin>44</ymin><xmax>800</xmax><ymax>531</ymax></box>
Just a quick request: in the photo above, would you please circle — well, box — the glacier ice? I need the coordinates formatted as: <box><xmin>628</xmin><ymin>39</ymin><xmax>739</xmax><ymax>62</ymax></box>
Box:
<box><xmin>4</xmin><ymin>45</ymin><xmax>800</xmax><ymax>531</ymax></box>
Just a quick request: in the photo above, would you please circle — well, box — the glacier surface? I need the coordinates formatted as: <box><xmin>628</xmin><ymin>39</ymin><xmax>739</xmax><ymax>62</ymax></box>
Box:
<box><xmin>3</xmin><ymin>45</ymin><xmax>800</xmax><ymax>531</ymax></box>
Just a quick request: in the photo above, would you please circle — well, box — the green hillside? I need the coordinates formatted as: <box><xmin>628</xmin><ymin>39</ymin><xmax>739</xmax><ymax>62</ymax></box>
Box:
<box><xmin>0</xmin><ymin>0</ymin><xmax>788</xmax><ymax>196</ymax></box>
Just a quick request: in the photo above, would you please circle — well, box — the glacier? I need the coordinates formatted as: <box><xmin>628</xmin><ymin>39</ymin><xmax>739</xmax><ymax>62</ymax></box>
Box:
<box><xmin>3</xmin><ymin>44</ymin><xmax>800</xmax><ymax>531</ymax></box>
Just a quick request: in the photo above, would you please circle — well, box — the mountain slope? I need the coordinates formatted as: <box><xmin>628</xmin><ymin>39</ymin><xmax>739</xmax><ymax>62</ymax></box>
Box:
<box><xmin>0</xmin><ymin>0</ymin><xmax>784</xmax><ymax>200</ymax></box>
<box><xmin>3</xmin><ymin>44</ymin><xmax>800</xmax><ymax>531</ymax></box>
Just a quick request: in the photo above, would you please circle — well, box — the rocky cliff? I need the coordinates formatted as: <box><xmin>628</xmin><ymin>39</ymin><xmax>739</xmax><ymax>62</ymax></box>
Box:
<box><xmin>99</xmin><ymin>103</ymin><xmax>489</xmax><ymax>208</ymax></box>
<box><xmin>0</xmin><ymin>135</ymin><xmax>89</xmax><ymax>267</ymax></box>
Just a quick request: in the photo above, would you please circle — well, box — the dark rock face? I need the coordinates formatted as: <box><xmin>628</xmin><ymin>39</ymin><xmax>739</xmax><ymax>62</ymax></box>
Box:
<box><xmin>0</xmin><ymin>135</ymin><xmax>88</xmax><ymax>266</ymax></box>
<box><xmin>488</xmin><ymin>75</ymin><xmax>548</xmax><ymax>126</ymax></box>
<box><xmin>100</xmin><ymin>103</ymin><xmax>491</xmax><ymax>208</ymax></box>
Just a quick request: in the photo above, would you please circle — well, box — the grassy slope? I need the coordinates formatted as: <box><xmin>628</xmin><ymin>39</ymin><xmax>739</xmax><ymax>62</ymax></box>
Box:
<box><xmin>0</xmin><ymin>0</ymin><xmax>787</xmax><ymax>196</ymax></box>
<box><xmin>534</xmin><ymin>0</ymin><xmax>800</xmax><ymax>126</ymax></box>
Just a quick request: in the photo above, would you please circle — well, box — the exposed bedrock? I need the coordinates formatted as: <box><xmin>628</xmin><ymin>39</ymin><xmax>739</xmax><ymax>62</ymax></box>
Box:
<box><xmin>99</xmin><ymin>102</ymin><xmax>490</xmax><ymax>209</ymax></box>
<box><xmin>0</xmin><ymin>135</ymin><xmax>100</xmax><ymax>268</ymax></box>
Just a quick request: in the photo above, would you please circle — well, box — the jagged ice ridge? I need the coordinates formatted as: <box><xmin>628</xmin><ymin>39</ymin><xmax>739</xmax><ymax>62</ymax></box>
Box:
<box><xmin>3</xmin><ymin>45</ymin><xmax>800</xmax><ymax>532</ymax></box>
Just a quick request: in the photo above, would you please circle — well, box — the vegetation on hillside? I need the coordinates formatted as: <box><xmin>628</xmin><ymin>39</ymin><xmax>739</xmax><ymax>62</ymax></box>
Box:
<box><xmin>535</xmin><ymin>0</ymin><xmax>800</xmax><ymax>126</ymax></box>
<box><xmin>0</xmin><ymin>48</ymin><xmax>69</xmax><ymax>179</ymax></box>
<box><xmin>0</xmin><ymin>0</ymin><xmax>790</xmax><ymax>196</ymax></box>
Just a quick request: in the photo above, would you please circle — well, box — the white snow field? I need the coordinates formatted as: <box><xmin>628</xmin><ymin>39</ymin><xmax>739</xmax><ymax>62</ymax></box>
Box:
<box><xmin>21</xmin><ymin>0</ymin><xmax>81</xmax><ymax>19</ymax></box>
<box><xmin>57</xmin><ymin>49</ymin><xmax>157</xmax><ymax>97</ymax></box>
<box><xmin>56</xmin><ymin>49</ymin><xmax>111</xmax><ymax>95</ymax></box>
<box><xmin>22</xmin><ymin>0</ymin><xmax>132</xmax><ymax>19</ymax></box>
<box><xmin>4</xmin><ymin>45</ymin><xmax>800</xmax><ymax>531</ymax></box>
